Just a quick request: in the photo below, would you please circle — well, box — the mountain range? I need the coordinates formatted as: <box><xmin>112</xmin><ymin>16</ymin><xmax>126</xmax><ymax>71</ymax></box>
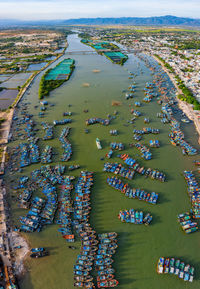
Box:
<box><xmin>0</xmin><ymin>15</ymin><xmax>200</xmax><ymax>27</ymax></box>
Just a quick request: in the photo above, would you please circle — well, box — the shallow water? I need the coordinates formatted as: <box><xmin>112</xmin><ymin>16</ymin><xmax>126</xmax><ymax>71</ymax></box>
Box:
<box><xmin>4</xmin><ymin>34</ymin><xmax>200</xmax><ymax>289</ymax></box>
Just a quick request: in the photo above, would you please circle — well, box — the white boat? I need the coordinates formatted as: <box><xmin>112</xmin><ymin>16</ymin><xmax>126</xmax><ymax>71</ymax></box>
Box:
<box><xmin>96</xmin><ymin>138</ymin><xmax>102</xmax><ymax>150</ymax></box>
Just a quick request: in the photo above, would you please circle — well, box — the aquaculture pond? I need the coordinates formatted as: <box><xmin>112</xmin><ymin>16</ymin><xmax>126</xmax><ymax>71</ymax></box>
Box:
<box><xmin>0</xmin><ymin>89</ymin><xmax>18</xmax><ymax>109</ymax></box>
<box><xmin>0</xmin><ymin>72</ymin><xmax>32</xmax><ymax>89</ymax></box>
<box><xmin>27</xmin><ymin>62</ymin><xmax>47</xmax><ymax>72</ymax></box>
<box><xmin>5</xmin><ymin>34</ymin><xmax>200</xmax><ymax>289</ymax></box>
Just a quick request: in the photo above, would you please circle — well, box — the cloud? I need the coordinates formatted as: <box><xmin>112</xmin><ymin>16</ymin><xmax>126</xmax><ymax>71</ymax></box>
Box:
<box><xmin>0</xmin><ymin>0</ymin><xmax>199</xmax><ymax>20</ymax></box>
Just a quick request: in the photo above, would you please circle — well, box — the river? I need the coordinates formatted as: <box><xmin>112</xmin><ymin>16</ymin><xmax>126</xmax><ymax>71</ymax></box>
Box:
<box><xmin>5</xmin><ymin>34</ymin><xmax>200</xmax><ymax>289</ymax></box>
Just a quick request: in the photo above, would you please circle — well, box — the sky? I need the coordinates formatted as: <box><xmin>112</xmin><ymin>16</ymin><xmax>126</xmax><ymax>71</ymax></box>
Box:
<box><xmin>0</xmin><ymin>0</ymin><xmax>200</xmax><ymax>20</ymax></box>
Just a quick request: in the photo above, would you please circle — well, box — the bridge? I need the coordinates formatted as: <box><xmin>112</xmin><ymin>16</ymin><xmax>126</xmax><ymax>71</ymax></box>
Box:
<box><xmin>65</xmin><ymin>49</ymin><xmax>143</xmax><ymax>55</ymax></box>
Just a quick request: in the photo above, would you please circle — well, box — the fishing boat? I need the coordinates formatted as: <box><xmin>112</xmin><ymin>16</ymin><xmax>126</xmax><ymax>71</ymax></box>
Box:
<box><xmin>157</xmin><ymin>257</ymin><xmax>164</xmax><ymax>274</ymax></box>
<box><xmin>157</xmin><ymin>257</ymin><xmax>194</xmax><ymax>282</ymax></box>
<box><xmin>96</xmin><ymin>138</ymin><xmax>102</xmax><ymax>150</ymax></box>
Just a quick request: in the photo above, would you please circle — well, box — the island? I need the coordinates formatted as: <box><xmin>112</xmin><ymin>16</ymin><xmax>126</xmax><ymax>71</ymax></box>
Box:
<box><xmin>39</xmin><ymin>58</ymin><xmax>75</xmax><ymax>99</ymax></box>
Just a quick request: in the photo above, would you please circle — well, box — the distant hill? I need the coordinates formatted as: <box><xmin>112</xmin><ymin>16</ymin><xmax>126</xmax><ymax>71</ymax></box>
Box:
<box><xmin>0</xmin><ymin>15</ymin><xmax>200</xmax><ymax>27</ymax></box>
<box><xmin>63</xmin><ymin>15</ymin><xmax>200</xmax><ymax>26</ymax></box>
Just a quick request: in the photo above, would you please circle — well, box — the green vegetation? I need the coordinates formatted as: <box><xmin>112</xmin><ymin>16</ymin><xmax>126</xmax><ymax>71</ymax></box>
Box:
<box><xmin>39</xmin><ymin>70</ymin><xmax>66</xmax><ymax>99</ymax></box>
<box><xmin>81</xmin><ymin>39</ymin><xmax>128</xmax><ymax>65</ymax></box>
<box><xmin>176</xmin><ymin>40</ymin><xmax>200</xmax><ymax>50</ymax></box>
<box><xmin>154</xmin><ymin>54</ymin><xmax>200</xmax><ymax>110</ymax></box>
<box><xmin>176</xmin><ymin>76</ymin><xmax>200</xmax><ymax>110</ymax></box>
<box><xmin>154</xmin><ymin>54</ymin><xmax>175</xmax><ymax>73</ymax></box>
<box><xmin>39</xmin><ymin>60</ymin><xmax>75</xmax><ymax>99</ymax></box>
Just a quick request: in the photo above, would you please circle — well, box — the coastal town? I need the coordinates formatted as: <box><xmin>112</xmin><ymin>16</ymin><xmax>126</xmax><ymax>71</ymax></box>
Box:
<box><xmin>0</xmin><ymin>22</ymin><xmax>200</xmax><ymax>289</ymax></box>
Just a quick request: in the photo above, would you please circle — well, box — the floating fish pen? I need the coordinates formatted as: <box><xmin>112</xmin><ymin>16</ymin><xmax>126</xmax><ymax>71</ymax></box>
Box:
<box><xmin>41</xmin><ymin>122</ymin><xmax>53</xmax><ymax>140</ymax></box>
<box><xmin>106</xmin><ymin>176</ymin><xmax>159</xmax><ymax>204</ymax></box>
<box><xmin>118</xmin><ymin>154</ymin><xmax>166</xmax><ymax>182</ymax></box>
<box><xmin>41</xmin><ymin>145</ymin><xmax>52</xmax><ymax>164</ymax></box>
<box><xmin>110</xmin><ymin>142</ymin><xmax>124</xmax><ymax>151</ymax></box>
<box><xmin>86</xmin><ymin>117</ymin><xmax>110</xmax><ymax>126</ymax></box>
<box><xmin>157</xmin><ymin>257</ymin><xmax>194</xmax><ymax>282</ymax></box>
<box><xmin>53</xmin><ymin>119</ymin><xmax>72</xmax><ymax>126</ymax></box>
<box><xmin>59</xmin><ymin>127</ymin><xmax>72</xmax><ymax>162</ymax></box>
<box><xmin>169</xmin><ymin>120</ymin><xmax>197</xmax><ymax>155</ymax></box>
<box><xmin>56</xmin><ymin>176</ymin><xmax>74</xmax><ymax>242</ymax></box>
<box><xmin>118</xmin><ymin>209</ymin><xmax>152</xmax><ymax>225</ymax></box>
<box><xmin>103</xmin><ymin>162</ymin><xmax>135</xmax><ymax>180</ymax></box>
<box><xmin>178</xmin><ymin>212</ymin><xmax>198</xmax><ymax>234</ymax></box>
<box><xmin>135</xmin><ymin>142</ymin><xmax>152</xmax><ymax>160</ymax></box>
<box><xmin>183</xmin><ymin>171</ymin><xmax>200</xmax><ymax>219</ymax></box>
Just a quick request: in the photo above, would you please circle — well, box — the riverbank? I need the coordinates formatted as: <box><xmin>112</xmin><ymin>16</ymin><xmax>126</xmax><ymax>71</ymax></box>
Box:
<box><xmin>0</xmin><ymin>179</ymin><xmax>29</xmax><ymax>283</ymax></box>
<box><xmin>0</xmin><ymin>41</ymin><xmax>69</xmax><ymax>279</ymax></box>
<box><xmin>152</xmin><ymin>54</ymin><xmax>200</xmax><ymax>144</ymax></box>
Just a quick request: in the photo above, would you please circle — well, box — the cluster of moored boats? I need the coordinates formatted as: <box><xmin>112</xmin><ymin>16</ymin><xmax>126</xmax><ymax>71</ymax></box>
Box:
<box><xmin>157</xmin><ymin>257</ymin><xmax>194</xmax><ymax>282</ymax></box>
<box><xmin>73</xmin><ymin>172</ymin><xmax>119</xmax><ymax>288</ymax></box>
<box><xmin>106</xmin><ymin>176</ymin><xmax>158</xmax><ymax>204</ymax></box>
<box><xmin>135</xmin><ymin>142</ymin><xmax>152</xmax><ymax>160</ymax></box>
<box><xmin>103</xmin><ymin>162</ymin><xmax>135</xmax><ymax>180</ymax></box>
<box><xmin>118</xmin><ymin>209</ymin><xmax>152</xmax><ymax>225</ymax></box>
<box><xmin>53</xmin><ymin>119</ymin><xmax>72</xmax><ymax>126</ymax></box>
<box><xmin>143</xmin><ymin>82</ymin><xmax>157</xmax><ymax>103</ymax></box>
<box><xmin>86</xmin><ymin>118</ymin><xmax>110</xmax><ymax>126</ymax></box>
<box><xmin>149</xmin><ymin>140</ymin><xmax>160</xmax><ymax>148</ymax></box>
<box><xmin>59</xmin><ymin>127</ymin><xmax>72</xmax><ymax>161</ymax></box>
<box><xmin>183</xmin><ymin>171</ymin><xmax>200</xmax><ymax>219</ymax></box>
<box><xmin>169</xmin><ymin>120</ymin><xmax>197</xmax><ymax>155</ymax></box>
<box><xmin>56</xmin><ymin>176</ymin><xmax>74</xmax><ymax>241</ymax></box>
<box><xmin>18</xmin><ymin>141</ymin><xmax>40</xmax><ymax>167</ymax></box>
<box><xmin>178</xmin><ymin>212</ymin><xmax>198</xmax><ymax>234</ymax></box>
<box><xmin>109</xmin><ymin>130</ymin><xmax>118</xmax><ymax>136</ymax></box>
<box><xmin>110</xmin><ymin>142</ymin><xmax>124</xmax><ymax>151</ymax></box>
<box><xmin>118</xmin><ymin>153</ymin><xmax>166</xmax><ymax>181</ymax></box>
<box><xmin>41</xmin><ymin>145</ymin><xmax>52</xmax><ymax>164</ymax></box>
<box><xmin>133</xmin><ymin>127</ymin><xmax>160</xmax><ymax>135</ymax></box>
<box><xmin>41</xmin><ymin>122</ymin><xmax>53</xmax><ymax>140</ymax></box>
<box><xmin>30</xmin><ymin>247</ymin><xmax>49</xmax><ymax>258</ymax></box>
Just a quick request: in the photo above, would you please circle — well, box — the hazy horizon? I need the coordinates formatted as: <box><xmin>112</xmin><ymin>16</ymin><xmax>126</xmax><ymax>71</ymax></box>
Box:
<box><xmin>0</xmin><ymin>0</ymin><xmax>199</xmax><ymax>20</ymax></box>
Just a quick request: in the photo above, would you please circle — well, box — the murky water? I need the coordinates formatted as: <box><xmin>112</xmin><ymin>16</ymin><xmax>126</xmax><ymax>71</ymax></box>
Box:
<box><xmin>4</xmin><ymin>34</ymin><xmax>200</xmax><ymax>289</ymax></box>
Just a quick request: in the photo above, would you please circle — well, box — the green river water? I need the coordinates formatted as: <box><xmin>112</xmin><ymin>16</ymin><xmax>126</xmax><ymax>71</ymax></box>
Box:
<box><xmin>4</xmin><ymin>34</ymin><xmax>200</xmax><ymax>289</ymax></box>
